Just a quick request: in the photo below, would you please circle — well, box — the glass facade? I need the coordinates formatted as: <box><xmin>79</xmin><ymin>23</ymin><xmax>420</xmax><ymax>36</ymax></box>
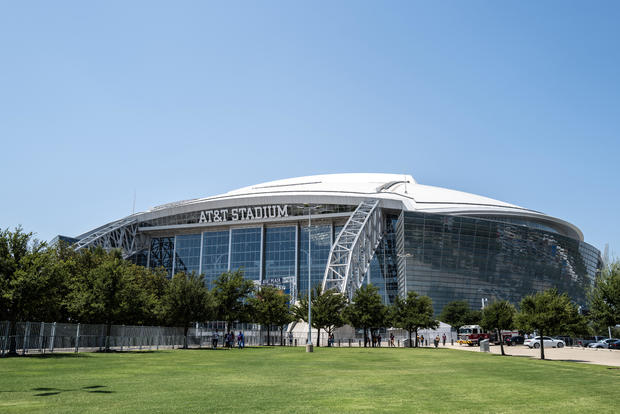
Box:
<box><xmin>368</xmin><ymin>215</ymin><xmax>399</xmax><ymax>304</ymax></box>
<box><xmin>264</xmin><ymin>226</ymin><xmax>297</xmax><ymax>296</ymax></box>
<box><xmin>299</xmin><ymin>224</ymin><xmax>332</xmax><ymax>297</ymax></box>
<box><xmin>174</xmin><ymin>234</ymin><xmax>201</xmax><ymax>275</ymax></box>
<box><xmin>230</xmin><ymin>227</ymin><xmax>262</xmax><ymax>281</ymax></box>
<box><xmin>149</xmin><ymin>237</ymin><xmax>175</xmax><ymax>277</ymax></box>
<box><xmin>264</xmin><ymin>226</ymin><xmax>296</xmax><ymax>279</ymax></box>
<box><xmin>398</xmin><ymin>211</ymin><xmax>600</xmax><ymax>314</ymax></box>
<box><xmin>144</xmin><ymin>207</ymin><xmax>598</xmax><ymax>314</ymax></box>
<box><xmin>202</xmin><ymin>231</ymin><xmax>229</xmax><ymax>289</ymax></box>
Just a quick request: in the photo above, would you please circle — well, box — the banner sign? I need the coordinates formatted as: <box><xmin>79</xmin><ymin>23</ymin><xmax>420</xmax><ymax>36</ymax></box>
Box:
<box><xmin>198</xmin><ymin>205</ymin><xmax>289</xmax><ymax>224</ymax></box>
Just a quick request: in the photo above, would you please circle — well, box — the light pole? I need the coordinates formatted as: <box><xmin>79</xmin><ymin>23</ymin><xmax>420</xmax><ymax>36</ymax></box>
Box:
<box><xmin>306</xmin><ymin>205</ymin><xmax>319</xmax><ymax>353</ymax></box>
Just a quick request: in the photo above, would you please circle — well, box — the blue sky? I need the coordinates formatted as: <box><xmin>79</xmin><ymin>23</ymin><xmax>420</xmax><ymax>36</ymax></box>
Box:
<box><xmin>1</xmin><ymin>1</ymin><xmax>618</xmax><ymax>258</ymax></box>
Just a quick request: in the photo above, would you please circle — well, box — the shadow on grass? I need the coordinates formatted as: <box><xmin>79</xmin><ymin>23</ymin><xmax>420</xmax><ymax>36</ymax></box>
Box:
<box><xmin>31</xmin><ymin>385</ymin><xmax>113</xmax><ymax>397</ymax></box>
<box><xmin>10</xmin><ymin>353</ymin><xmax>91</xmax><ymax>359</ymax></box>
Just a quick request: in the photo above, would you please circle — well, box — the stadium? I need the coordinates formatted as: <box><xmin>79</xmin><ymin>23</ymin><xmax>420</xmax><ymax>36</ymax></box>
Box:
<box><xmin>61</xmin><ymin>173</ymin><xmax>601</xmax><ymax>313</ymax></box>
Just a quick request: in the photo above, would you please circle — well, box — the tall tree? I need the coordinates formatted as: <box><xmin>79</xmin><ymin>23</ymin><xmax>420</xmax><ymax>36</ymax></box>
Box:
<box><xmin>589</xmin><ymin>260</ymin><xmax>620</xmax><ymax>335</ymax></box>
<box><xmin>162</xmin><ymin>272</ymin><xmax>212</xmax><ymax>348</ymax></box>
<box><xmin>212</xmin><ymin>269</ymin><xmax>255</xmax><ymax>334</ymax></box>
<box><xmin>516</xmin><ymin>289</ymin><xmax>587</xmax><ymax>360</ymax></box>
<box><xmin>480</xmin><ymin>300</ymin><xmax>516</xmax><ymax>356</ymax></box>
<box><xmin>249</xmin><ymin>285</ymin><xmax>291</xmax><ymax>346</ymax></box>
<box><xmin>439</xmin><ymin>300</ymin><xmax>480</xmax><ymax>336</ymax></box>
<box><xmin>0</xmin><ymin>227</ymin><xmax>65</xmax><ymax>354</ymax></box>
<box><xmin>66</xmin><ymin>248</ymin><xmax>143</xmax><ymax>350</ymax></box>
<box><xmin>390</xmin><ymin>291</ymin><xmax>438</xmax><ymax>348</ymax></box>
<box><xmin>294</xmin><ymin>285</ymin><xmax>348</xmax><ymax>347</ymax></box>
<box><xmin>343</xmin><ymin>284</ymin><xmax>386</xmax><ymax>347</ymax></box>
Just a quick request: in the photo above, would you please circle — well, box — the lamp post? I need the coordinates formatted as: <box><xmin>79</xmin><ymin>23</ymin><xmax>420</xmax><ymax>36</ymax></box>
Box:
<box><xmin>306</xmin><ymin>205</ymin><xmax>320</xmax><ymax>353</ymax></box>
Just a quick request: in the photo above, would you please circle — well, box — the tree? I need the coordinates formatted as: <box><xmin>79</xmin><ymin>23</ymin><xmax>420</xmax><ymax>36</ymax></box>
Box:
<box><xmin>66</xmin><ymin>248</ymin><xmax>144</xmax><ymax>350</ymax></box>
<box><xmin>294</xmin><ymin>285</ymin><xmax>348</xmax><ymax>347</ymax></box>
<box><xmin>480</xmin><ymin>300</ymin><xmax>516</xmax><ymax>356</ymax></box>
<box><xmin>589</xmin><ymin>260</ymin><xmax>620</xmax><ymax>335</ymax></box>
<box><xmin>162</xmin><ymin>272</ymin><xmax>212</xmax><ymax>348</ymax></box>
<box><xmin>0</xmin><ymin>227</ymin><xmax>65</xmax><ymax>355</ymax></box>
<box><xmin>390</xmin><ymin>291</ymin><xmax>438</xmax><ymax>347</ymax></box>
<box><xmin>343</xmin><ymin>284</ymin><xmax>386</xmax><ymax>347</ymax></box>
<box><xmin>212</xmin><ymin>269</ymin><xmax>255</xmax><ymax>334</ymax></box>
<box><xmin>516</xmin><ymin>289</ymin><xmax>587</xmax><ymax>360</ymax></box>
<box><xmin>439</xmin><ymin>300</ymin><xmax>481</xmax><ymax>337</ymax></box>
<box><xmin>249</xmin><ymin>285</ymin><xmax>292</xmax><ymax>346</ymax></box>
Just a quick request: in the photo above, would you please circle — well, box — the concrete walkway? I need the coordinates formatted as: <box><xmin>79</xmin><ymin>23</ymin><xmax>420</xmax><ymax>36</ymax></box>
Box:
<box><xmin>442</xmin><ymin>343</ymin><xmax>620</xmax><ymax>367</ymax></box>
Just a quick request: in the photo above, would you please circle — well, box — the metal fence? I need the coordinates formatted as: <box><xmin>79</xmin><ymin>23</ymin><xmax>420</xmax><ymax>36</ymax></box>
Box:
<box><xmin>0</xmin><ymin>321</ymin><xmax>301</xmax><ymax>356</ymax></box>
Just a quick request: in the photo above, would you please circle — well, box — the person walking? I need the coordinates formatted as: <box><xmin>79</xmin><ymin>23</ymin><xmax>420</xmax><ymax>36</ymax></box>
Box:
<box><xmin>420</xmin><ymin>334</ymin><xmax>424</xmax><ymax>347</ymax></box>
<box><xmin>237</xmin><ymin>331</ymin><xmax>244</xmax><ymax>349</ymax></box>
<box><xmin>434</xmin><ymin>335</ymin><xmax>440</xmax><ymax>348</ymax></box>
<box><xmin>212</xmin><ymin>330</ymin><xmax>219</xmax><ymax>349</ymax></box>
<box><xmin>390</xmin><ymin>333</ymin><xmax>395</xmax><ymax>347</ymax></box>
<box><xmin>377</xmin><ymin>334</ymin><xmax>382</xmax><ymax>347</ymax></box>
<box><xmin>442</xmin><ymin>333</ymin><xmax>446</xmax><ymax>346</ymax></box>
<box><xmin>288</xmin><ymin>331</ymin><xmax>294</xmax><ymax>346</ymax></box>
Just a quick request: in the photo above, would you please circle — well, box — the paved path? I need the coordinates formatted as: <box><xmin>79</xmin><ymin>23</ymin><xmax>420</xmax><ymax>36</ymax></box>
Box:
<box><xmin>440</xmin><ymin>343</ymin><xmax>620</xmax><ymax>367</ymax></box>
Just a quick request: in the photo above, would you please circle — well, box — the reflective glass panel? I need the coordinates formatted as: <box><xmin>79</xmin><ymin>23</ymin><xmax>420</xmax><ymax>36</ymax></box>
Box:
<box><xmin>230</xmin><ymin>227</ymin><xmax>262</xmax><ymax>281</ymax></box>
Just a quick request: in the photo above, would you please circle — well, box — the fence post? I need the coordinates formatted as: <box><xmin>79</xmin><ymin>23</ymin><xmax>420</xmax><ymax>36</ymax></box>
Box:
<box><xmin>75</xmin><ymin>323</ymin><xmax>81</xmax><ymax>353</ymax></box>
<box><xmin>38</xmin><ymin>322</ymin><xmax>45</xmax><ymax>354</ymax></box>
<box><xmin>50</xmin><ymin>322</ymin><xmax>56</xmax><ymax>353</ymax></box>
<box><xmin>21</xmin><ymin>322</ymin><xmax>30</xmax><ymax>356</ymax></box>
<box><xmin>2</xmin><ymin>322</ymin><xmax>8</xmax><ymax>357</ymax></box>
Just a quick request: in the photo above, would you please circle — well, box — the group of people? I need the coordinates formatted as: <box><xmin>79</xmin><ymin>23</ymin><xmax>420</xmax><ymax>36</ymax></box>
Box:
<box><xmin>417</xmin><ymin>333</ymin><xmax>447</xmax><ymax>347</ymax></box>
<box><xmin>211</xmin><ymin>330</ymin><xmax>244</xmax><ymax>349</ymax></box>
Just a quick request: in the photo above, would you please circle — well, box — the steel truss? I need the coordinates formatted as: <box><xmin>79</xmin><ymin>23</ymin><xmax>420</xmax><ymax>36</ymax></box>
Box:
<box><xmin>72</xmin><ymin>215</ymin><xmax>143</xmax><ymax>259</ymax></box>
<box><xmin>322</xmin><ymin>199</ymin><xmax>384</xmax><ymax>298</ymax></box>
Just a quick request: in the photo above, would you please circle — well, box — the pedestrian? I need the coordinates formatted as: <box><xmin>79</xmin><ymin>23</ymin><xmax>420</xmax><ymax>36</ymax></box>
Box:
<box><xmin>420</xmin><ymin>335</ymin><xmax>424</xmax><ymax>347</ymax></box>
<box><xmin>390</xmin><ymin>333</ymin><xmax>395</xmax><ymax>347</ymax></box>
<box><xmin>434</xmin><ymin>335</ymin><xmax>440</xmax><ymax>348</ymax></box>
<box><xmin>237</xmin><ymin>331</ymin><xmax>244</xmax><ymax>349</ymax></box>
<box><xmin>378</xmin><ymin>334</ymin><xmax>382</xmax><ymax>347</ymax></box>
<box><xmin>288</xmin><ymin>331</ymin><xmax>294</xmax><ymax>346</ymax></box>
<box><xmin>212</xmin><ymin>330</ymin><xmax>219</xmax><ymax>349</ymax></box>
<box><xmin>442</xmin><ymin>333</ymin><xmax>446</xmax><ymax>346</ymax></box>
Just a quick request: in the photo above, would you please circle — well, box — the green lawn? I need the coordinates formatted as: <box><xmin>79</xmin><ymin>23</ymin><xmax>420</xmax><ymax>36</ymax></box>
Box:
<box><xmin>0</xmin><ymin>347</ymin><xmax>618</xmax><ymax>413</ymax></box>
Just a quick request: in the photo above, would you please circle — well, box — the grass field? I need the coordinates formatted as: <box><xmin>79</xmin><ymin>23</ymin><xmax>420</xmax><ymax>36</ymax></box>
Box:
<box><xmin>1</xmin><ymin>347</ymin><xmax>618</xmax><ymax>413</ymax></box>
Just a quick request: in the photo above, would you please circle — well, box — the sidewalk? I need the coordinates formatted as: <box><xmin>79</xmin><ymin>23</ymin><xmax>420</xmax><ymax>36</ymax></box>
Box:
<box><xmin>443</xmin><ymin>343</ymin><xmax>620</xmax><ymax>367</ymax></box>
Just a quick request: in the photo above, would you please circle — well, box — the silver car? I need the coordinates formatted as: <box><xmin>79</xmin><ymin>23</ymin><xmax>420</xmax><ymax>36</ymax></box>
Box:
<box><xmin>524</xmin><ymin>336</ymin><xmax>565</xmax><ymax>349</ymax></box>
<box><xmin>588</xmin><ymin>338</ymin><xmax>619</xmax><ymax>349</ymax></box>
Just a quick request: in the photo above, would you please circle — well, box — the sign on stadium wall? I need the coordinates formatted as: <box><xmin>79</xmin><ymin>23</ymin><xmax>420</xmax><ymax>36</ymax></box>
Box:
<box><xmin>198</xmin><ymin>205</ymin><xmax>289</xmax><ymax>224</ymax></box>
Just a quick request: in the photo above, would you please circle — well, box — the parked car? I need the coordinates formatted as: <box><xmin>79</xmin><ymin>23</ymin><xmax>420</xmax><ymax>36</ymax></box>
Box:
<box><xmin>577</xmin><ymin>336</ymin><xmax>607</xmax><ymax>347</ymax></box>
<box><xmin>588</xmin><ymin>338</ymin><xmax>619</xmax><ymax>349</ymax></box>
<box><xmin>505</xmin><ymin>335</ymin><xmax>525</xmax><ymax>346</ymax></box>
<box><xmin>524</xmin><ymin>336</ymin><xmax>565</xmax><ymax>349</ymax></box>
<box><xmin>608</xmin><ymin>340</ymin><xmax>620</xmax><ymax>350</ymax></box>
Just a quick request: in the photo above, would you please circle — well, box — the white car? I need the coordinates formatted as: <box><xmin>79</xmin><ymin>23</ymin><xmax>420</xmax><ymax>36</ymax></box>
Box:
<box><xmin>524</xmin><ymin>336</ymin><xmax>565</xmax><ymax>349</ymax></box>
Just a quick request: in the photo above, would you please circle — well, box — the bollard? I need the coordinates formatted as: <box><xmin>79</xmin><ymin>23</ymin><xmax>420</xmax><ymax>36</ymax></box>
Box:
<box><xmin>359</xmin><ymin>340</ymin><xmax>361</xmax><ymax>347</ymax></box>
<box><xmin>75</xmin><ymin>323</ymin><xmax>80</xmax><ymax>353</ymax></box>
<box><xmin>295</xmin><ymin>339</ymin><xmax>297</xmax><ymax>347</ymax></box>
<box><xmin>451</xmin><ymin>338</ymin><xmax>454</xmax><ymax>346</ymax></box>
<box><xmin>398</xmin><ymin>339</ymin><xmax>400</xmax><ymax>348</ymax></box>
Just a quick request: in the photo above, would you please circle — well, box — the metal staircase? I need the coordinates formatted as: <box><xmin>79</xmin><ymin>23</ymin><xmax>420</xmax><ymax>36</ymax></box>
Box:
<box><xmin>72</xmin><ymin>215</ymin><xmax>141</xmax><ymax>259</ymax></box>
<box><xmin>322</xmin><ymin>199</ymin><xmax>384</xmax><ymax>298</ymax></box>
